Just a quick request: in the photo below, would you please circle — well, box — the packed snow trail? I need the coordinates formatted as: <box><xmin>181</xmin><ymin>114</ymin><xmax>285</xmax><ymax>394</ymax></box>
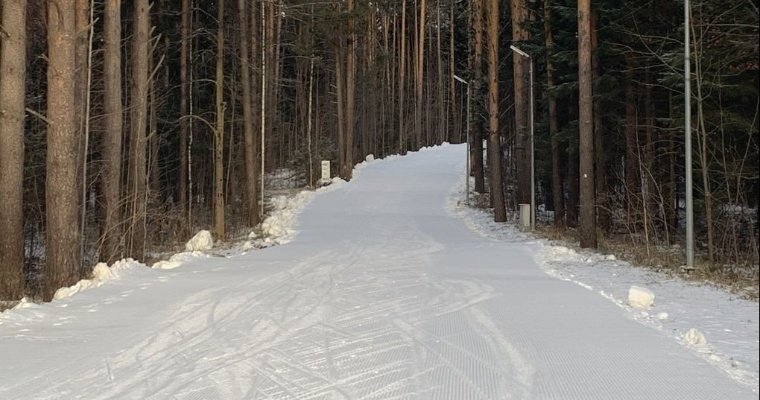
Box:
<box><xmin>0</xmin><ymin>145</ymin><xmax>754</xmax><ymax>399</ymax></box>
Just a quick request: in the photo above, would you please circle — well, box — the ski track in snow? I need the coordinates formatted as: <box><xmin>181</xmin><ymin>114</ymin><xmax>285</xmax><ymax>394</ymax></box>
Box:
<box><xmin>0</xmin><ymin>144</ymin><xmax>756</xmax><ymax>399</ymax></box>
<box><xmin>449</xmin><ymin>179</ymin><xmax>759</xmax><ymax>395</ymax></box>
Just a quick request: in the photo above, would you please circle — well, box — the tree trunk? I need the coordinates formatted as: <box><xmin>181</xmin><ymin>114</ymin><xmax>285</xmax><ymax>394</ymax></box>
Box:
<box><xmin>624</xmin><ymin>54</ymin><xmax>640</xmax><ymax>231</ymax></box>
<box><xmin>591</xmin><ymin>10</ymin><xmax>609</xmax><ymax>233</ymax></box>
<box><xmin>487</xmin><ymin>0</ymin><xmax>506</xmax><ymax>222</ymax></box>
<box><xmin>127</xmin><ymin>0</ymin><xmax>150</xmax><ymax>259</ymax></box>
<box><xmin>471</xmin><ymin>0</ymin><xmax>485</xmax><ymax>193</ymax></box>
<box><xmin>335</xmin><ymin>37</ymin><xmax>347</xmax><ymax>180</ymax></box>
<box><xmin>695</xmin><ymin>64</ymin><xmax>716</xmax><ymax>269</ymax></box>
<box><xmin>75</xmin><ymin>0</ymin><xmax>90</xmax><ymax>248</ymax></box>
<box><xmin>0</xmin><ymin>0</ymin><xmax>27</xmax><ymax>300</ymax></box>
<box><xmin>398</xmin><ymin>0</ymin><xmax>407</xmax><ymax>153</ymax></box>
<box><xmin>449</xmin><ymin>0</ymin><xmax>457</xmax><ymax>143</ymax></box>
<box><xmin>435</xmin><ymin>2</ymin><xmax>445</xmax><ymax>144</ymax></box>
<box><xmin>344</xmin><ymin>0</ymin><xmax>356</xmax><ymax>179</ymax></box>
<box><xmin>665</xmin><ymin>92</ymin><xmax>677</xmax><ymax>244</ymax></box>
<box><xmin>415</xmin><ymin>0</ymin><xmax>426</xmax><ymax>150</ymax></box>
<box><xmin>578</xmin><ymin>0</ymin><xmax>597</xmax><ymax>248</ymax></box>
<box><xmin>101</xmin><ymin>0</ymin><xmax>123</xmax><ymax>263</ymax></box>
<box><xmin>544</xmin><ymin>0</ymin><xmax>564</xmax><ymax>228</ymax></box>
<box><xmin>179</xmin><ymin>0</ymin><xmax>190</xmax><ymax>230</ymax></box>
<box><xmin>644</xmin><ymin>66</ymin><xmax>656</xmax><ymax>242</ymax></box>
<box><xmin>214</xmin><ymin>0</ymin><xmax>225</xmax><ymax>240</ymax></box>
<box><xmin>46</xmin><ymin>0</ymin><xmax>81</xmax><ymax>299</ymax></box>
<box><xmin>567</xmin><ymin>147</ymin><xmax>579</xmax><ymax>228</ymax></box>
<box><xmin>512</xmin><ymin>0</ymin><xmax>530</xmax><ymax>206</ymax></box>
<box><xmin>238</xmin><ymin>0</ymin><xmax>258</xmax><ymax>227</ymax></box>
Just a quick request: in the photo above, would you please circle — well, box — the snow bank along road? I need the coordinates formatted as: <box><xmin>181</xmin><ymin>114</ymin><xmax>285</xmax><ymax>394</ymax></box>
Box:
<box><xmin>0</xmin><ymin>145</ymin><xmax>755</xmax><ymax>399</ymax></box>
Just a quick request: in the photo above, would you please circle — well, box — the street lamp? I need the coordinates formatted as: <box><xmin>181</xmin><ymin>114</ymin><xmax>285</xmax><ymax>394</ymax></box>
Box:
<box><xmin>684</xmin><ymin>0</ymin><xmax>694</xmax><ymax>269</ymax></box>
<box><xmin>454</xmin><ymin>74</ymin><xmax>470</xmax><ymax>205</ymax></box>
<box><xmin>510</xmin><ymin>45</ymin><xmax>535</xmax><ymax>230</ymax></box>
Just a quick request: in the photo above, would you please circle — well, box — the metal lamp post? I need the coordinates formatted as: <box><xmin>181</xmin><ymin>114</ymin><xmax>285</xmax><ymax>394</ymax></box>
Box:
<box><xmin>454</xmin><ymin>74</ymin><xmax>470</xmax><ymax>205</ymax></box>
<box><xmin>510</xmin><ymin>45</ymin><xmax>535</xmax><ymax>230</ymax></box>
<box><xmin>684</xmin><ymin>0</ymin><xmax>694</xmax><ymax>269</ymax></box>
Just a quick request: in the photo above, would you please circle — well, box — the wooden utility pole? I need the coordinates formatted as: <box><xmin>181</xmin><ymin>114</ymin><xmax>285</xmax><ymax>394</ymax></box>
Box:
<box><xmin>0</xmin><ymin>0</ymin><xmax>27</xmax><ymax>300</ymax></box>
<box><xmin>578</xmin><ymin>0</ymin><xmax>597</xmax><ymax>248</ymax></box>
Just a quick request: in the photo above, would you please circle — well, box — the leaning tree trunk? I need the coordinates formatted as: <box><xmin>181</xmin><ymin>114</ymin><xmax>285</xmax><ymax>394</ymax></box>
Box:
<box><xmin>46</xmin><ymin>0</ymin><xmax>81</xmax><ymax>299</ymax></box>
<box><xmin>578</xmin><ymin>0</ymin><xmax>597</xmax><ymax>248</ymax></box>
<box><xmin>0</xmin><ymin>0</ymin><xmax>27</xmax><ymax>300</ymax></box>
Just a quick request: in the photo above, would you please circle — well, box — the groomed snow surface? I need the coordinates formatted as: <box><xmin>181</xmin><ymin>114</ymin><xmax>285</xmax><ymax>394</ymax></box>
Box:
<box><xmin>1</xmin><ymin>144</ymin><xmax>757</xmax><ymax>399</ymax></box>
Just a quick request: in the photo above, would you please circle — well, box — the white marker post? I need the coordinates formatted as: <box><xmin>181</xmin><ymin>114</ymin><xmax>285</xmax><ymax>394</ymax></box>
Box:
<box><xmin>321</xmin><ymin>160</ymin><xmax>331</xmax><ymax>185</ymax></box>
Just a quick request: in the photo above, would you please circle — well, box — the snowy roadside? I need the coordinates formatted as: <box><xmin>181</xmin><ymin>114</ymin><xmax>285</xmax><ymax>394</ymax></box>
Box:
<box><xmin>448</xmin><ymin>176</ymin><xmax>760</xmax><ymax>394</ymax></box>
<box><xmin>0</xmin><ymin>154</ymin><xmax>379</xmax><ymax>317</ymax></box>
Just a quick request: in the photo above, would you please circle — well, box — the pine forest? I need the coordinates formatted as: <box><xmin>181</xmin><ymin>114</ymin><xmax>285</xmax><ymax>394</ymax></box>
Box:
<box><xmin>0</xmin><ymin>0</ymin><xmax>757</xmax><ymax>303</ymax></box>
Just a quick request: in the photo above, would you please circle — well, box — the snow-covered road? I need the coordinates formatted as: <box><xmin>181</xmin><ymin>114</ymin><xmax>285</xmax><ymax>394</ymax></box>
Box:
<box><xmin>0</xmin><ymin>144</ymin><xmax>755</xmax><ymax>399</ymax></box>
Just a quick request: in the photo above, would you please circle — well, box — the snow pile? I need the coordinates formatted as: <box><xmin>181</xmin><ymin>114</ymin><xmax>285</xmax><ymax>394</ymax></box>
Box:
<box><xmin>628</xmin><ymin>286</ymin><xmax>656</xmax><ymax>309</ymax></box>
<box><xmin>256</xmin><ymin>177</ymin><xmax>346</xmax><ymax>245</ymax></box>
<box><xmin>91</xmin><ymin>263</ymin><xmax>112</xmax><ymax>281</ymax></box>
<box><xmin>185</xmin><ymin>230</ymin><xmax>213</xmax><ymax>251</ymax></box>
<box><xmin>11</xmin><ymin>297</ymin><xmax>34</xmax><ymax>311</ymax></box>
<box><xmin>261</xmin><ymin>192</ymin><xmax>313</xmax><ymax>244</ymax></box>
<box><xmin>53</xmin><ymin>258</ymin><xmax>143</xmax><ymax>300</ymax></box>
<box><xmin>252</xmin><ymin>153</ymin><xmax>384</xmax><ymax>246</ymax></box>
<box><xmin>152</xmin><ymin>251</ymin><xmax>210</xmax><ymax>270</ymax></box>
<box><xmin>683</xmin><ymin>328</ymin><xmax>708</xmax><ymax>346</ymax></box>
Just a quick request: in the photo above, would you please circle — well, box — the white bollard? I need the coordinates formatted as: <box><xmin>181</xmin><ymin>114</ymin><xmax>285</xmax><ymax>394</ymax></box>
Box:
<box><xmin>519</xmin><ymin>204</ymin><xmax>531</xmax><ymax>231</ymax></box>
